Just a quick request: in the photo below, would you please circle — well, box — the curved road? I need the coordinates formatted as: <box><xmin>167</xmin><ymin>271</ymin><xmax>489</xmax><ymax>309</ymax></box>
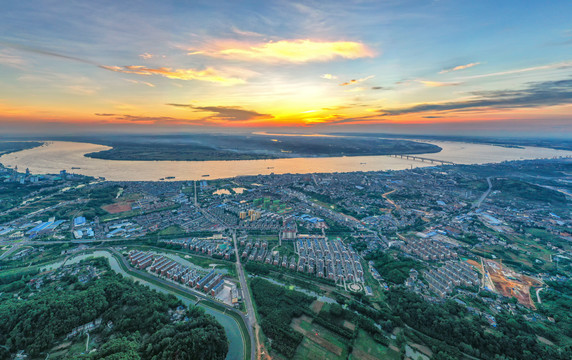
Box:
<box><xmin>473</xmin><ymin>176</ymin><xmax>493</xmax><ymax>209</ymax></box>
<box><xmin>536</xmin><ymin>287</ymin><xmax>544</xmax><ymax>304</ymax></box>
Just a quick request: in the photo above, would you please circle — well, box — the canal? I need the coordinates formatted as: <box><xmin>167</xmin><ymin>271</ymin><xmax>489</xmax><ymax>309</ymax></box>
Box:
<box><xmin>43</xmin><ymin>250</ymin><xmax>246</xmax><ymax>360</ymax></box>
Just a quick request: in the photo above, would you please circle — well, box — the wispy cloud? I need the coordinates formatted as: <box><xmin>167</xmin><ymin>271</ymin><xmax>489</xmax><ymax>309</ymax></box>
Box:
<box><xmin>0</xmin><ymin>41</ymin><xmax>98</xmax><ymax>65</ymax></box>
<box><xmin>94</xmin><ymin>113</ymin><xmax>201</xmax><ymax>125</ymax></box>
<box><xmin>115</xmin><ymin>114</ymin><xmax>179</xmax><ymax>123</ymax></box>
<box><xmin>1</xmin><ymin>42</ymin><xmax>247</xmax><ymax>85</ymax></box>
<box><xmin>371</xmin><ymin>86</ymin><xmax>390</xmax><ymax>90</ymax></box>
<box><xmin>339</xmin><ymin>75</ymin><xmax>374</xmax><ymax>86</ymax></box>
<box><xmin>0</xmin><ymin>50</ymin><xmax>26</xmax><ymax>68</ymax></box>
<box><xmin>167</xmin><ymin>104</ymin><xmax>273</xmax><ymax>122</ymax></box>
<box><xmin>461</xmin><ymin>61</ymin><xmax>572</xmax><ymax>80</ymax></box>
<box><xmin>380</xmin><ymin>78</ymin><xmax>572</xmax><ymax>116</ymax></box>
<box><xmin>123</xmin><ymin>78</ymin><xmax>155</xmax><ymax>87</ymax></box>
<box><xmin>100</xmin><ymin>65</ymin><xmax>247</xmax><ymax>85</ymax></box>
<box><xmin>231</xmin><ymin>27</ymin><xmax>264</xmax><ymax>37</ymax></box>
<box><xmin>439</xmin><ymin>62</ymin><xmax>480</xmax><ymax>74</ymax></box>
<box><xmin>65</xmin><ymin>85</ymin><xmax>99</xmax><ymax>95</ymax></box>
<box><xmin>139</xmin><ymin>52</ymin><xmax>153</xmax><ymax>59</ymax></box>
<box><xmin>321</xmin><ymin>73</ymin><xmax>337</xmax><ymax>80</ymax></box>
<box><xmin>345</xmin><ymin>87</ymin><xmax>365</xmax><ymax>92</ymax></box>
<box><xmin>188</xmin><ymin>39</ymin><xmax>374</xmax><ymax>63</ymax></box>
<box><xmin>417</xmin><ymin>80</ymin><xmax>461</xmax><ymax>87</ymax></box>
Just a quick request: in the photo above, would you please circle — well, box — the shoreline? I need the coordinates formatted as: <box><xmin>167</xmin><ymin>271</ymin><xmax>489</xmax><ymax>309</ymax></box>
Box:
<box><xmin>1</xmin><ymin>139</ymin><xmax>572</xmax><ymax>182</ymax></box>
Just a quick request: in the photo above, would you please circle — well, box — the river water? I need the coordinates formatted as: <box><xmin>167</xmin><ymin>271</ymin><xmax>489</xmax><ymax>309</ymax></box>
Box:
<box><xmin>1</xmin><ymin>140</ymin><xmax>571</xmax><ymax>181</ymax></box>
<box><xmin>43</xmin><ymin>251</ymin><xmax>245</xmax><ymax>360</ymax></box>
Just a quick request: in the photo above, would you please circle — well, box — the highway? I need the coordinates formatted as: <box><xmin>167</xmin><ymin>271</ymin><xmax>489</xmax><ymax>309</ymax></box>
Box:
<box><xmin>473</xmin><ymin>176</ymin><xmax>493</xmax><ymax>209</ymax></box>
<box><xmin>232</xmin><ymin>230</ymin><xmax>260</xmax><ymax>360</ymax></box>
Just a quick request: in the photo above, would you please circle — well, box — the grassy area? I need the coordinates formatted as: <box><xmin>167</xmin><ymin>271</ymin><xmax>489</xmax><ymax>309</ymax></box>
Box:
<box><xmin>525</xmin><ymin>228</ymin><xmax>571</xmax><ymax>250</ymax></box>
<box><xmin>294</xmin><ymin>337</ymin><xmax>343</xmax><ymax>360</ymax></box>
<box><xmin>290</xmin><ymin>318</ymin><xmax>349</xmax><ymax>360</ymax></box>
<box><xmin>157</xmin><ymin>225</ymin><xmax>186</xmax><ymax>236</ymax></box>
<box><xmin>494</xmin><ymin>179</ymin><xmax>568</xmax><ymax>204</ymax></box>
<box><xmin>273</xmin><ymin>242</ymin><xmax>296</xmax><ymax>258</ymax></box>
<box><xmin>351</xmin><ymin>329</ymin><xmax>397</xmax><ymax>360</ymax></box>
<box><xmin>467</xmin><ymin>225</ymin><xmax>562</xmax><ymax>272</ymax></box>
<box><xmin>361</xmin><ymin>258</ymin><xmax>387</xmax><ymax>302</ymax></box>
<box><xmin>311</xmin><ymin>198</ymin><xmax>337</xmax><ymax>210</ymax></box>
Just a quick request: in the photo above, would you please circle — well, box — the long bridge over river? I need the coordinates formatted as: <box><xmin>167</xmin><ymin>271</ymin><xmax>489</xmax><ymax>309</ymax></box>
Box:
<box><xmin>390</xmin><ymin>154</ymin><xmax>456</xmax><ymax>165</ymax></box>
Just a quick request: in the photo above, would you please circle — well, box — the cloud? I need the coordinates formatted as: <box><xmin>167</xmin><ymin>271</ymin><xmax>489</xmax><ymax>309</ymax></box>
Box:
<box><xmin>439</xmin><ymin>62</ymin><xmax>480</xmax><ymax>74</ymax></box>
<box><xmin>0</xmin><ymin>41</ymin><xmax>98</xmax><ymax>65</ymax></box>
<box><xmin>371</xmin><ymin>86</ymin><xmax>390</xmax><ymax>90</ymax></box>
<box><xmin>346</xmin><ymin>87</ymin><xmax>365</xmax><ymax>92</ymax></box>
<box><xmin>339</xmin><ymin>75</ymin><xmax>374</xmax><ymax>86</ymax></box>
<box><xmin>379</xmin><ymin>78</ymin><xmax>572</xmax><ymax>116</ymax></box>
<box><xmin>321</xmin><ymin>106</ymin><xmax>349</xmax><ymax>111</ymax></box>
<box><xmin>99</xmin><ymin>65</ymin><xmax>247</xmax><ymax>85</ymax></box>
<box><xmin>0</xmin><ymin>50</ymin><xmax>26</xmax><ymax>68</ymax></box>
<box><xmin>321</xmin><ymin>73</ymin><xmax>337</xmax><ymax>80</ymax></box>
<box><xmin>115</xmin><ymin>115</ymin><xmax>179</xmax><ymax>123</ymax></box>
<box><xmin>123</xmin><ymin>78</ymin><xmax>155</xmax><ymax>87</ymax></box>
<box><xmin>417</xmin><ymin>80</ymin><xmax>461</xmax><ymax>87</ymax></box>
<box><xmin>462</xmin><ymin>61</ymin><xmax>572</xmax><ymax>80</ymax></box>
<box><xmin>65</xmin><ymin>85</ymin><xmax>98</xmax><ymax>95</ymax></box>
<box><xmin>167</xmin><ymin>104</ymin><xmax>273</xmax><ymax>122</ymax></box>
<box><xmin>188</xmin><ymin>39</ymin><xmax>374</xmax><ymax>63</ymax></box>
<box><xmin>93</xmin><ymin>113</ymin><xmax>202</xmax><ymax>125</ymax></box>
<box><xmin>231</xmin><ymin>27</ymin><xmax>264</xmax><ymax>37</ymax></box>
<box><xmin>139</xmin><ymin>52</ymin><xmax>153</xmax><ymax>59</ymax></box>
<box><xmin>1</xmin><ymin>42</ymin><xmax>246</xmax><ymax>85</ymax></box>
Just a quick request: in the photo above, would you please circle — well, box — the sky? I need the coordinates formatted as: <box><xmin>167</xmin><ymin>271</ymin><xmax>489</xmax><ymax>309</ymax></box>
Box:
<box><xmin>0</xmin><ymin>0</ymin><xmax>571</xmax><ymax>137</ymax></box>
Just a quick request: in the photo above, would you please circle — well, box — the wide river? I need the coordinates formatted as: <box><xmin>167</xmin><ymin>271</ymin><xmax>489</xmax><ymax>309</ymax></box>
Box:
<box><xmin>1</xmin><ymin>140</ymin><xmax>571</xmax><ymax>181</ymax></box>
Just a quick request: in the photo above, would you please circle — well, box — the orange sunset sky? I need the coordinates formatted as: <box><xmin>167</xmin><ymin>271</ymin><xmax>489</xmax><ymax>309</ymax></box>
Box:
<box><xmin>1</xmin><ymin>1</ymin><xmax>571</xmax><ymax>136</ymax></box>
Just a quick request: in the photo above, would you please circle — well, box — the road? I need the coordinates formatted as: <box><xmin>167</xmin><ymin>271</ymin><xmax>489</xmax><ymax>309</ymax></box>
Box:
<box><xmin>232</xmin><ymin>230</ymin><xmax>261</xmax><ymax>360</ymax></box>
<box><xmin>536</xmin><ymin>287</ymin><xmax>544</xmax><ymax>304</ymax></box>
<box><xmin>0</xmin><ymin>242</ymin><xmax>24</xmax><ymax>260</ymax></box>
<box><xmin>473</xmin><ymin>176</ymin><xmax>493</xmax><ymax>209</ymax></box>
<box><xmin>382</xmin><ymin>189</ymin><xmax>400</xmax><ymax>211</ymax></box>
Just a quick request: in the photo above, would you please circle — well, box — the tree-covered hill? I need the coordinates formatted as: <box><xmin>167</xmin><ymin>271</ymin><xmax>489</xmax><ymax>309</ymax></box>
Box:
<box><xmin>0</xmin><ymin>260</ymin><xmax>228</xmax><ymax>360</ymax></box>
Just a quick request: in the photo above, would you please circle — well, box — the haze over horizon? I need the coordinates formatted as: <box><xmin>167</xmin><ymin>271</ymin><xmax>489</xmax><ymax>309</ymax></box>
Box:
<box><xmin>1</xmin><ymin>1</ymin><xmax>571</xmax><ymax>137</ymax></box>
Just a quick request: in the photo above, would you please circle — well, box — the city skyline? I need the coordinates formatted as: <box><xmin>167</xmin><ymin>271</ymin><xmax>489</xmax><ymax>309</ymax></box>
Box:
<box><xmin>1</xmin><ymin>0</ymin><xmax>571</xmax><ymax>137</ymax></box>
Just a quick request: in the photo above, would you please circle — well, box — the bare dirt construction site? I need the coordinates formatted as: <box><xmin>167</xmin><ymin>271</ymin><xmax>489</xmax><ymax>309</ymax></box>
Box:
<box><xmin>481</xmin><ymin>258</ymin><xmax>542</xmax><ymax>309</ymax></box>
<box><xmin>102</xmin><ymin>201</ymin><xmax>133</xmax><ymax>214</ymax></box>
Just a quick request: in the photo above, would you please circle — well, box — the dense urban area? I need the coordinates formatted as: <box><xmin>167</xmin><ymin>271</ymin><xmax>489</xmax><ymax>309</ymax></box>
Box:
<box><xmin>1</xmin><ymin>153</ymin><xmax>571</xmax><ymax>360</ymax></box>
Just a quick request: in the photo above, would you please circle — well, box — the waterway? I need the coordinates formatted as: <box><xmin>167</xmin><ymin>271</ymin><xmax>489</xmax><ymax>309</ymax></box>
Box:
<box><xmin>43</xmin><ymin>251</ymin><xmax>244</xmax><ymax>360</ymax></box>
<box><xmin>1</xmin><ymin>140</ymin><xmax>571</xmax><ymax>181</ymax></box>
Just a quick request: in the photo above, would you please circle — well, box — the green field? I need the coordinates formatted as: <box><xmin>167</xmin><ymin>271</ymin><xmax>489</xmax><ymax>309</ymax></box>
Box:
<box><xmin>291</xmin><ymin>320</ymin><xmax>349</xmax><ymax>360</ymax></box>
<box><xmin>351</xmin><ymin>330</ymin><xmax>399</xmax><ymax>360</ymax></box>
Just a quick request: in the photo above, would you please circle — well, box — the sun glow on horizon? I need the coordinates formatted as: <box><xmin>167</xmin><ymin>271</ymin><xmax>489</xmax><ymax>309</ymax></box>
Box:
<box><xmin>0</xmin><ymin>1</ymin><xmax>571</xmax><ymax>136</ymax></box>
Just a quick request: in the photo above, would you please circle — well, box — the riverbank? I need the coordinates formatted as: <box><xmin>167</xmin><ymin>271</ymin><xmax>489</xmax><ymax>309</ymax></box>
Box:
<box><xmin>43</xmin><ymin>249</ymin><xmax>252</xmax><ymax>360</ymax></box>
<box><xmin>2</xmin><ymin>140</ymin><xmax>571</xmax><ymax>181</ymax></box>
